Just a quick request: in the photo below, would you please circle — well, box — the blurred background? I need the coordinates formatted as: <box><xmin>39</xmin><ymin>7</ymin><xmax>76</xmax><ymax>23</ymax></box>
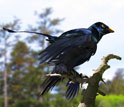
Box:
<box><xmin>0</xmin><ymin>0</ymin><xmax>124</xmax><ymax>107</ymax></box>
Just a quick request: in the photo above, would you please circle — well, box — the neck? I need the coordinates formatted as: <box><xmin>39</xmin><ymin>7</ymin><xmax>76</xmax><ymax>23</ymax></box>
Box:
<box><xmin>88</xmin><ymin>26</ymin><xmax>102</xmax><ymax>43</ymax></box>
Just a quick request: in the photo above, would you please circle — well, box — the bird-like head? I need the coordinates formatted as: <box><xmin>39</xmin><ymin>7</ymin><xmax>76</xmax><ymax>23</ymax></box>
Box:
<box><xmin>92</xmin><ymin>22</ymin><xmax>114</xmax><ymax>35</ymax></box>
<box><xmin>89</xmin><ymin>22</ymin><xmax>114</xmax><ymax>42</ymax></box>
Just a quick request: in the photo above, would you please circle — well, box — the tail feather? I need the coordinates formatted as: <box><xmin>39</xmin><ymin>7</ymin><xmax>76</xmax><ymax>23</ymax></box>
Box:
<box><xmin>3</xmin><ymin>27</ymin><xmax>58</xmax><ymax>43</ymax></box>
<box><xmin>40</xmin><ymin>64</ymin><xmax>67</xmax><ymax>95</ymax></box>
<box><xmin>40</xmin><ymin>76</ymin><xmax>61</xmax><ymax>95</ymax></box>
<box><xmin>66</xmin><ymin>83</ymin><xmax>74</xmax><ymax>100</ymax></box>
<box><xmin>66</xmin><ymin>79</ymin><xmax>79</xmax><ymax>100</ymax></box>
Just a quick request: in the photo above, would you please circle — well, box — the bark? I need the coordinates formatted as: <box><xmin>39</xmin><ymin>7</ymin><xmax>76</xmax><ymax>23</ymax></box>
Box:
<box><xmin>78</xmin><ymin>54</ymin><xmax>121</xmax><ymax>107</ymax></box>
<box><xmin>4</xmin><ymin>69</ymin><xmax>7</xmax><ymax>107</ymax></box>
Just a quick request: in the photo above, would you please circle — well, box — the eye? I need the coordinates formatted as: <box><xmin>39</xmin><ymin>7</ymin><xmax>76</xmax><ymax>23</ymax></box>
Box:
<box><xmin>101</xmin><ymin>24</ymin><xmax>105</xmax><ymax>28</ymax></box>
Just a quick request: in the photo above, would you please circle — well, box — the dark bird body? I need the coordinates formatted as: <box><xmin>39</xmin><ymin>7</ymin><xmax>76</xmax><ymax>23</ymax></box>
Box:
<box><xmin>39</xmin><ymin>22</ymin><xmax>114</xmax><ymax>100</ymax></box>
<box><xmin>3</xmin><ymin>22</ymin><xmax>114</xmax><ymax>100</ymax></box>
<box><xmin>39</xmin><ymin>28</ymin><xmax>96</xmax><ymax>68</ymax></box>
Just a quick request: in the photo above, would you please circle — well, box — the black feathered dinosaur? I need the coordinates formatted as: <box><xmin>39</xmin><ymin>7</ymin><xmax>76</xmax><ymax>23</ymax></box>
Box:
<box><xmin>39</xmin><ymin>22</ymin><xmax>114</xmax><ymax>100</ymax></box>
<box><xmin>3</xmin><ymin>22</ymin><xmax>114</xmax><ymax>100</ymax></box>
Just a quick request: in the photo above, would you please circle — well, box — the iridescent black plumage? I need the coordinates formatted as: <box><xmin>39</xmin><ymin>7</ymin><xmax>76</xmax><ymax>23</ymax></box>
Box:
<box><xmin>39</xmin><ymin>22</ymin><xmax>114</xmax><ymax>100</ymax></box>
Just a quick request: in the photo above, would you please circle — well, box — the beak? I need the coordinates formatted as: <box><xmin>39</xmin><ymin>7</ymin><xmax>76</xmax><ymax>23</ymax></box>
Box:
<box><xmin>108</xmin><ymin>27</ymin><xmax>114</xmax><ymax>33</ymax></box>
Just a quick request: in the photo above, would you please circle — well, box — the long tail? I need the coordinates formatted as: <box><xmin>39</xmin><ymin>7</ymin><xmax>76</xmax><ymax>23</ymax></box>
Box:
<box><xmin>3</xmin><ymin>27</ymin><xmax>58</xmax><ymax>43</ymax></box>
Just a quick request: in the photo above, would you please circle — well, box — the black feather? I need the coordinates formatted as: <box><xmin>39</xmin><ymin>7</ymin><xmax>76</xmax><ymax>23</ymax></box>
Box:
<box><xmin>40</xmin><ymin>76</ymin><xmax>61</xmax><ymax>95</ymax></box>
<box><xmin>66</xmin><ymin>83</ymin><xmax>74</xmax><ymax>99</ymax></box>
<box><xmin>66</xmin><ymin>79</ymin><xmax>80</xmax><ymax>100</ymax></box>
<box><xmin>39</xmin><ymin>22</ymin><xmax>114</xmax><ymax>100</ymax></box>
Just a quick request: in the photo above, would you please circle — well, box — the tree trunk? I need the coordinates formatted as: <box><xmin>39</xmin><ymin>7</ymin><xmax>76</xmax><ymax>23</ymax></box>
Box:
<box><xmin>4</xmin><ymin>37</ymin><xmax>8</xmax><ymax>107</ymax></box>
<box><xmin>4</xmin><ymin>69</ymin><xmax>8</xmax><ymax>107</ymax></box>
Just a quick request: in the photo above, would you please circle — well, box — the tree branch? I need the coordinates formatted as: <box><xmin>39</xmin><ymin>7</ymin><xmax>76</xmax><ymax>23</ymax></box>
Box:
<box><xmin>78</xmin><ymin>54</ymin><xmax>121</xmax><ymax>107</ymax></box>
<box><xmin>46</xmin><ymin>73</ymin><xmax>62</xmax><ymax>77</ymax></box>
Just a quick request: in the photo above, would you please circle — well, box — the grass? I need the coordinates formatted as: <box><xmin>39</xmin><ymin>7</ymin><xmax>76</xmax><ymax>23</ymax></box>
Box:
<box><xmin>96</xmin><ymin>95</ymin><xmax>124</xmax><ymax>107</ymax></box>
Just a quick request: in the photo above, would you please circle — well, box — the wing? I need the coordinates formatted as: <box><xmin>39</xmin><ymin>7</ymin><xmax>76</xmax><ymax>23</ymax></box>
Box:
<box><xmin>39</xmin><ymin>29</ymin><xmax>93</xmax><ymax>64</ymax></box>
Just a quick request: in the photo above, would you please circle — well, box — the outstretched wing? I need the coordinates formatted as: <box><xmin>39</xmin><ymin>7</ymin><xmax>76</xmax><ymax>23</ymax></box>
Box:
<box><xmin>39</xmin><ymin>29</ymin><xmax>93</xmax><ymax>64</ymax></box>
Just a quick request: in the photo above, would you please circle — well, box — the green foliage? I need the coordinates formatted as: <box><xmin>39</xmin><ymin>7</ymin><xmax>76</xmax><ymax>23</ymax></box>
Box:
<box><xmin>48</xmin><ymin>90</ymin><xmax>82</xmax><ymax>107</ymax></box>
<box><xmin>96</xmin><ymin>95</ymin><xmax>124</xmax><ymax>107</ymax></box>
<box><xmin>99</xmin><ymin>69</ymin><xmax>124</xmax><ymax>95</ymax></box>
<box><xmin>11</xmin><ymin>98</ymin><xmax>42</xmax><ymax>107</ymax></box>
<box><xmin>10</xmin><ymin>41</ymin><xmax>30</xmax><ymax>67</ymax></box>
<box><xmin>108</xmin><ymin>69</ymin><xmax>124</xmax><ymax>95</ymax></box>
<box><xmin>0</xmin><ymin>98</ymin><xmax>4</xmax><ymax>107</ymax></box>
<box><xmin>7</xmin><ymin>41</ymin><xmax>46</xmax><ymax>105</ymax></box>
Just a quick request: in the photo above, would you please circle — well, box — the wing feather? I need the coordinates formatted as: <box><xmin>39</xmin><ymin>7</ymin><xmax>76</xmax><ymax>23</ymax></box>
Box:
<box><xmin>39</xmin><ymin>34</ymin><xmax>93</xmax><ymax>64</ymax></box>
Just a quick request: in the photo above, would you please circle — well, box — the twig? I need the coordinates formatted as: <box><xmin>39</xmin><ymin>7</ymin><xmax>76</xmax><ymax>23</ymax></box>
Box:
<box><xmin>46</xmin><ymin>74</ymin><xmax>62</xmax><ymax>77</ymax></box>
